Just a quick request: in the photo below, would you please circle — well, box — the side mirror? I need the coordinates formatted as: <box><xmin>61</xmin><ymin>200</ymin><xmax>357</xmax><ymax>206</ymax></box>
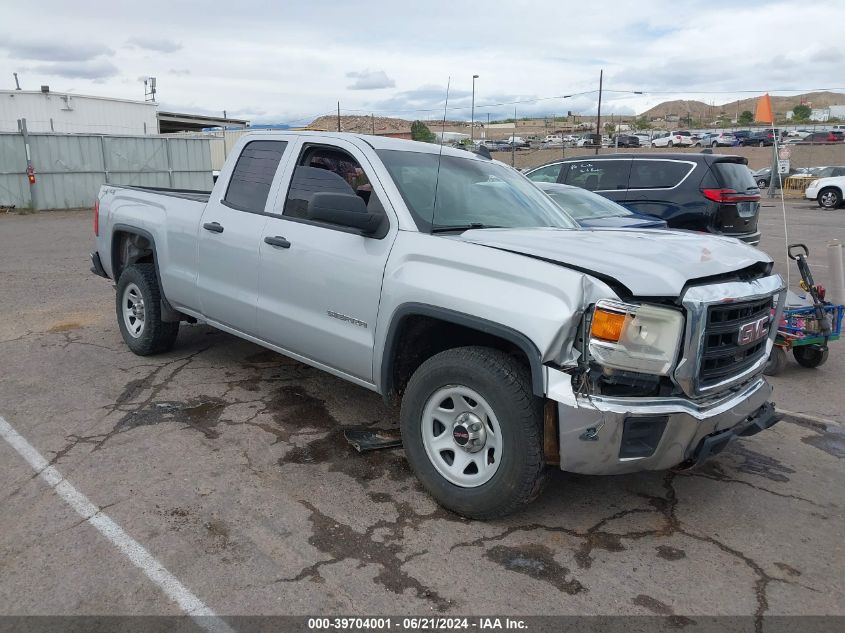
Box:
<box><xmin>307</xmin><ymin>192</ymin><xmax>381</xmax><ymax>234</ymax></box>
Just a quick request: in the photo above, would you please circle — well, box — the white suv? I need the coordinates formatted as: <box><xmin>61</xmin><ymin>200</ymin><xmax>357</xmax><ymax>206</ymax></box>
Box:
<box><xmin>651</xmin><ymin>131</ymin><xmax>693</xmax><ymax>147</ymax></box>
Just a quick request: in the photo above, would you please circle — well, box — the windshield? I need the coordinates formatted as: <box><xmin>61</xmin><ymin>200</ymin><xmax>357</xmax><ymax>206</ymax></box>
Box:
<box><xmin>377</xmin><ymin>149</ymin><xmax>579</xmax><ymax>232</ymax></box>
<box><xmin>542</xmin><ymin>186</ymin><xmax>633</xmax><ymax>220</ymax></box>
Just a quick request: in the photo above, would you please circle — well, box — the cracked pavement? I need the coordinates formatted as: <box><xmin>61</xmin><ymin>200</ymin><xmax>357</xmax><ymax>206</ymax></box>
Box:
<box><xmin>0</xmin><ymin>204</ymin><xmax>843</xmax><ymax>621</ymax></box>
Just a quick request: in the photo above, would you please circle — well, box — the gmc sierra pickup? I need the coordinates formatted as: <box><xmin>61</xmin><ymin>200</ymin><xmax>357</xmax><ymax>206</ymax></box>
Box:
<box><xmin>91</xmin><ymin>132</ymin><xmax>786</xmax><ymax>519</ymax></box>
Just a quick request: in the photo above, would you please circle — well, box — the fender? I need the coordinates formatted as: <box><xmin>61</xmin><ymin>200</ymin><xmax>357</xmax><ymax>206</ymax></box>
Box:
<box><xmin>380</xmin><ymin>303</ymin><xmax>545</xmax><ymax>398</ymax></box>
<box><xmin>111</xmin><ymin>223</ymin><xmax>181</xmax><ymax>323</ymax></box>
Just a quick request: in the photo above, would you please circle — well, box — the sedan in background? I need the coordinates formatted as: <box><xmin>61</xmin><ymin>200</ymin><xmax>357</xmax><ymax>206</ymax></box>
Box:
<box><xmin>536</xmin><ymin>182</ymin><xmax>668</xmax><ymax>229</ymax></box>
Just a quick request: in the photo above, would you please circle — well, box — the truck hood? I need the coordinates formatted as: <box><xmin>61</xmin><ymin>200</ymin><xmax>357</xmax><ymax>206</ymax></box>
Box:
<box><xmin>457</xmin><ymin>227</ymin><xmax>771</xmax><ymax>297</ymax></box>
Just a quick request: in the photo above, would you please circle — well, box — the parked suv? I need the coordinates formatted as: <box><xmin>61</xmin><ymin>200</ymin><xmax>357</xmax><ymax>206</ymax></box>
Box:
<box><xmin>703</xmin><ymin>132</ymin><xmax>737</xmax><ymax>147</ymax></box>
<box><xmin>651</xmin><ymin>131</ymin><xmax>693</xmax><ymax>147</ymax></box>
<box><xmin>525</xmin><ymin>153</ymin><xmax>762</xmax><ymax>244</ymax></box>
<box><xmin>610</xmin><ymin>134</ymin><xmax>640</xmax><ymax>148</ymax></box>
<box><xmin>739</xmin><ymin>131</ymin><xmax>774</xmax><ymax>147</ymax></box>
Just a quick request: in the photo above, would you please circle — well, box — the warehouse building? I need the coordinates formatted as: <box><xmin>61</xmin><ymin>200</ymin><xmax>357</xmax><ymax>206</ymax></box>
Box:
<box><xmin>0</xmin><ymin>88</ymin><xmax>250</xmax><ymax>135</ymax></box>
<box><xmin>0</xmin><ymin>88</ymin><xmax>158</xmax><ymax>135</ymax></box>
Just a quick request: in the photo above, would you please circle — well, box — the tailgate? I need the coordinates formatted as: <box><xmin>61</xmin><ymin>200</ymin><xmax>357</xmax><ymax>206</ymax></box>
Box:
<box><xmin>710</xmin><ymin>160</ymin><xmax>760</xmax><ymax>236</ymax></box>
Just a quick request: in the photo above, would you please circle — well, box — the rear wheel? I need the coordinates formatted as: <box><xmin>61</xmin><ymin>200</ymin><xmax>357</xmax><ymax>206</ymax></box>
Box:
<box><xmin>400</xmin><ymin>346</ymin><xmax>546</xmax><ymax>519</ymax></box>
<box><xmin>764</xmin><ymin>347</ymin><xmax>787</xmax><ymax>376</ymax></box>
<box><xmin>818</xmin><ymin>188</ymin><xmax>842</xmax><ymax>209</ymax></box>
<box><xmin>711</xmin><ymin>142</ymin><xmax>718</xmax><ymax>148</ymax></box>
<box><xmin>793</xmin><ymin>346</ymin><xmax>829</xmax><ymax>368</ymax></box>
<box><xmin>759</xmin><ymin>141</ymin><xmax>765</xmax><ymax>147</ymax></box>
<box><xmin>757</xmin><ymin>178</ymin><xmax>768</xmax><ymax>188</ymax></box>
<box><xmin>668</xmin><ymin>140</ymin><xmax>674</xmax><ymax>147</ymax></box>
<box><xmin>116</xmin><ymin>264</ymin><xmax>179</xmax><ymax>355</ymax></box>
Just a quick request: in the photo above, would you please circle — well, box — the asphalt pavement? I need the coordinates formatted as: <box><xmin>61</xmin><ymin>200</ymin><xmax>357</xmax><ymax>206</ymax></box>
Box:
<box><xmin>0</xmin><ymin>202</ymin><xmax>842</xmax><ymax>627</ymax></box>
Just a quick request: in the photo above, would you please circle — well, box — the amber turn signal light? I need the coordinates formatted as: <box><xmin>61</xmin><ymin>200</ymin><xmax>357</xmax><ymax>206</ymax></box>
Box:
<box><xmin>591</xmin><ymin>308</ymin><xmax>627</xmax><ymax>342</ymax></box>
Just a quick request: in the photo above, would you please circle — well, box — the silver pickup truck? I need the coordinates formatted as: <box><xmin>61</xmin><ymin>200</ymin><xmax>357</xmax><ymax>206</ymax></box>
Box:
<box><xmin>91</xmin><ymin>131</ymin><xmax>785</xmax><ymax>519</ymax></box>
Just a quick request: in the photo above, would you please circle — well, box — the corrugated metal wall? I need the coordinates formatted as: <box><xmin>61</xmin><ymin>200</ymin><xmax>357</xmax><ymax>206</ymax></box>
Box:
<box><xmin>0</xmin><ymin>133</ymin><xmax>213</xmax><ymax>210</ymax></box>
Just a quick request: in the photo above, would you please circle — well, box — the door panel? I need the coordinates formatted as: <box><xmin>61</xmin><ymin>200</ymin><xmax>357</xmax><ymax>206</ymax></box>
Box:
<box><xmin>258</xmin><ymin>219</ymin><xmax>391</xmax><ymax>380</ymax></box>
<box><xmin>256</xmin><ymin>138</ymin><xmax>395</xmax><ymax>382</ymax></box>
<box><xmin>196</xmin><ymin>205</ymin><xmax>268</xmax><ymax>335</ymax></box>
<box><xmin>195</xmin><ymin>139</ymin><xmax>289</xmax><ymax>335</ymax></box>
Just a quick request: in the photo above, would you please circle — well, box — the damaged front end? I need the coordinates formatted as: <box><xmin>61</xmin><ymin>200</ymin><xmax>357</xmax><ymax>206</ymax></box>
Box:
<box><xmin>543</xmin><ymin>273</ymin><xmax>786</xmax><ymax>476</ymax></box>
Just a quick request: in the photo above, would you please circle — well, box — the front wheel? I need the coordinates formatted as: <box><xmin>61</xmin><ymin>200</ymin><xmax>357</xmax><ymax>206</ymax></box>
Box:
<box><xmin>711</xmin><ymin>142</ymin><xmax>718</xmax><ymax>148</ymax></box>
<box><xmin>400</xmin><ymin>346</ymin><xmax>546</xmax><ymax>519</ymax></box>
<box><xmin>757</xmin><ymin>178</ymin><xmax>768</xmax><ymax>188</ymax></box>
<box><xmin>668</xmin><ymin>141</ymin><xmax>674</xmax><ymax>147</ymax></box>
<box><xmin>818</xmin><ymin>187</ymin><xmax>842</xmax><ymax>209</ymax></box>
<box><xmin>116</xmin><ymin>264</ymin><xmax>180</xmax><ymax>355</ymax></box>
<box><xmin>759</xmin><ymin>141</ymin><xmax>765</xmax><ymax>147</ymax></box>
<box><xmin>793</xmin><ymin>346</ymin><xmax>829</xmax><ymax>368</ymax></box>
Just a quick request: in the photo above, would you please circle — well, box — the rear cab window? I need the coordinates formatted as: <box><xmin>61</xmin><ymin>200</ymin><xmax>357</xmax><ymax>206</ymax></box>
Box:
<box><xmin>223</xmin><ymin>140</ymin><xmax>288</xmax><ymax>213</ymax></box>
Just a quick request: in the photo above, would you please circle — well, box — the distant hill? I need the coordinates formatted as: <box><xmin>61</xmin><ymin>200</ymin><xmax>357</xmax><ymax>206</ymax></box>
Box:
<box><xmin>641</xmin><ymin>91</ymin><xmax>845</xmax><ymax>121</ymax></box>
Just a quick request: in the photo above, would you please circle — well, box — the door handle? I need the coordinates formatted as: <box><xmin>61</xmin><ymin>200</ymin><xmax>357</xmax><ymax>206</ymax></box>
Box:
<box><xmin>264</xmin><ymin>236</ymin><xmax>291</xmax><ymax>249</ymax></box>
<box><xmin>203</xmin><ymin>222</ymin><xmax>224</xmax><ymax>233</ymax></box>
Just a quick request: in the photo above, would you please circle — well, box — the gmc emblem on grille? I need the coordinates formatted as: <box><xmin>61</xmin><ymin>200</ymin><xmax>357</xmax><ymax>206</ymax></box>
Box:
<box><xmin>738</xmin><ymin>315</ymin><xmax>770</xmax><ymax>345</ymax></box>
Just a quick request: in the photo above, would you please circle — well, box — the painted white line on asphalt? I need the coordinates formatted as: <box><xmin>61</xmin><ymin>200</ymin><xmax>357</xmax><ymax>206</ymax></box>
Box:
<box><xmin>778</xmin><ymin>409</ymin><xmax>842</xmax><ymax>427</ymax></box>
<box><xmin>0</xmin><ymin>415</ymin><xmax>234</xmax><ymax>633</ymax></box>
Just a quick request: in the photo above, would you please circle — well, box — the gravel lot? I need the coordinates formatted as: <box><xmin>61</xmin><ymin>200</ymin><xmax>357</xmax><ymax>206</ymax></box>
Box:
<box><xmin>0</xmin><ymin>201</ymin><xmax>843</xmax><ymax>626</ymax></box>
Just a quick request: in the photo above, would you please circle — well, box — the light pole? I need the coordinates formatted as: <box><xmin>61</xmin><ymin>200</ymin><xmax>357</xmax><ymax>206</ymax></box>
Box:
<box><xmin>471</xmin><ymin>74</ymin><xmax>479</xmax><ymax>141</ymax></box>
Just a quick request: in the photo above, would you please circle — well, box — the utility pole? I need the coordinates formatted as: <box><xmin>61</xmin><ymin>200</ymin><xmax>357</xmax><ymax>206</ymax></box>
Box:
<box><xmin>337</xmin><ymin>101</ymin><xmax>341</xmax><ymax>132</ymax></box>
<box><xmin>13</xmin><ymin>72</ymin><xmax>21</xmax><ymax>90</ymax></box>
<box><xmin>595</xmin><ymin>69</ymin><xmax>603</xmax><ymax>155</ymax></box>
<box><xmin>471</xmin><ymin>74</ymin><xmax>479</xmax><ymax>141</ymax></box>
<box><xmin>511</xmin><ymin>106</ymin><xmax>516</xmax><ymax>167</ymax></box>
<box><xmin>371</xmin><ymin>113</ymin><xmax>375</xmax><ymax>135</ymax></box>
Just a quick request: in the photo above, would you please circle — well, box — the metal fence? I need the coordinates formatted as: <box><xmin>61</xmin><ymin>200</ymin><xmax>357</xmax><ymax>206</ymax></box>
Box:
<box><xmin>0</xmin><ymin>131</ymin><xmax>213</xmax><ymax>210</ymax></box>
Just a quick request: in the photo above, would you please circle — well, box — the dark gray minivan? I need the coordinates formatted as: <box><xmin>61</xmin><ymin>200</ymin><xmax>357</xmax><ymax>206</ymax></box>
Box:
<box><xmin>526</xmin><ymin>153</ymin><xmax>762</xmax><ymax>245</ymax></box>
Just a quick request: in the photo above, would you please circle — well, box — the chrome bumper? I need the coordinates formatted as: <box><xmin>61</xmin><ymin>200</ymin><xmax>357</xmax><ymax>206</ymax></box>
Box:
<box><xmin>552</xmin><ymin>376</ymin><xmax>776</xmax><ymax>475</ymax></box>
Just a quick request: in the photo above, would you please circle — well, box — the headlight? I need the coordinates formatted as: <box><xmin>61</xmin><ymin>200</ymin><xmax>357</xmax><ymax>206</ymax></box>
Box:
<box><xmin>588</xmin><ymin>299</ymin><xmax>684</xmax><ymax>376</ymax></box>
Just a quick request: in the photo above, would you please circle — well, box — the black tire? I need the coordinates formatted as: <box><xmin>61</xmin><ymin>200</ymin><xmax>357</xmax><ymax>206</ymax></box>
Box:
<box><xmin>668</xmin><ymin>141</ymin><xmax>674</xmax><ymax>147</ymax></box>
<box><xmin>400</xmin><ymin>346</ymin><xmax>546</xmax><ymax>520</ymax></box>
<box><xmin>817</xmin><ymin>187</ymin><xmax>842</xmax><ymax>210</ymax></box>
<box><xmin>757</xmin><ymin>178</ymin><xmax>768</xmax><ymax>189</ymax></box>
<box><xmin>115</xmin><ymin>263</ymin><xmax>179</xmax><ymax>356</ymax></box>
<box><xmin>764</xmin><ymin>347</ymin><xmax>787</xmax><ymax>376</ymax></box>
<box><xmin>711</xmin><ymin>142</ymin><xmax>718</xmax><ymax>148</ymax></box>
<box><xmin>759</xmin><ymin>141</ymin><xmax>765</xmax><ymax>147</ymax></box>
<box><xmin>792</xmin><ymin>346</ymin><xmax>829</xmax><ymax>369</ymax></box>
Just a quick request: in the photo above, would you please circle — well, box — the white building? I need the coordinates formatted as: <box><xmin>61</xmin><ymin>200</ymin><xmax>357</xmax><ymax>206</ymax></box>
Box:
<box><xmin>0</xmin><ymin>89</ymin><xmax>158</xmax><ymax>135</ymax></box>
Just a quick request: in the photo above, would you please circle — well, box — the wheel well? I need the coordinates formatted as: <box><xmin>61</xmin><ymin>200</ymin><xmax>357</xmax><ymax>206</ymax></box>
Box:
<box><xmin>383</xmin><ymin>313</ymin><xmax>542</xmax><ymax>403</ymax></box>
<box><xmin>112</xmin><ymin>230</ymin><xmax>154</xmax><ymax>281</ymax></box>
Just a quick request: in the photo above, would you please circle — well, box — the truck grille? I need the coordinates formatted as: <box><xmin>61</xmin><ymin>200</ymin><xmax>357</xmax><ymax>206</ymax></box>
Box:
<box><xmin>699</xmin><ymin>297</ymin><xmax>773</xmax><ymax>387</ymax></box>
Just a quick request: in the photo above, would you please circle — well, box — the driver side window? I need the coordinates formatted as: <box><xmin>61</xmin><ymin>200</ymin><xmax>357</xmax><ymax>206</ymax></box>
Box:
<box><xmin>283</xmin><ymin>146</ymin><xmax>385</xmax><ymax>222</ymax></box>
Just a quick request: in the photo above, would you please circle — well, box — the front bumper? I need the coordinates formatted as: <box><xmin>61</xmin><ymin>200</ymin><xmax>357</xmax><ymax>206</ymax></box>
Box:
<box><xmin>805</xmin><ymin>187</ymin><xmax>819</xmax><ymax>201</ymax></box>
<box><xmin>553</xmin><ymin>376</ymin><xmax>777</xmax><ymax>475</ymax></box>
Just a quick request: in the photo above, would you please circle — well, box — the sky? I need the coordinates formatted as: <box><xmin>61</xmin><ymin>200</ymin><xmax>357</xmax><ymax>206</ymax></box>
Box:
<box><xmin>1</xmin><ymin>0</ymin><xmax>843</xmax><ymax>126</ymax></box>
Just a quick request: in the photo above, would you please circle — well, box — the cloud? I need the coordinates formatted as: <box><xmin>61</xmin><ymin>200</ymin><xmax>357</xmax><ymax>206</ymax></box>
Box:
<box><xmin>346</xmin><ymin>69</ymin><xmax>395</xmax><ymax>90</ymax></box>
<box><xmin>1</xmin><ymin>38</ymin><xmax>113</xmax><ymax>62</ymax></box>
<box><xmin>32</xmin><ymin>60</ymin><xmax>120</xmax><ymax>80</ymax></box>
<box><xmin>127</xmin><ymin>37</ymin><xmax>183</xmax><ymax>53</ymax></box>
<box><xmin>809</xmin><ymin>48</ymin><xmax>843</xmax><ymax>64</ymax></box>
<box><xmin>169</xmin><ymin>68</ymin><xmax>191</xmax><ymax>75</ymax></box>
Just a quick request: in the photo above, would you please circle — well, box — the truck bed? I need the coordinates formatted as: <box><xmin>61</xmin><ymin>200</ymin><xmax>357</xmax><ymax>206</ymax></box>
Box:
<box><xmin>112</xmin><ymin>185</ymin><xmax>211</xmax><ymax>204</ymax></box>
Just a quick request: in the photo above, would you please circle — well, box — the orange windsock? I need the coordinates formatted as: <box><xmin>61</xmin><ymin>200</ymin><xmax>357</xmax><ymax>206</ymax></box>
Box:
<box><xmin>755</xmin><ymin>93</ymin><xmax>773</xmax><ymax>123</ymax></box>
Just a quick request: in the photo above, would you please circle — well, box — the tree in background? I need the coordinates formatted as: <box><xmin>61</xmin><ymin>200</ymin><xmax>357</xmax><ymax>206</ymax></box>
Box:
<box><xmin>738</xmin><ymin>110</ymin><xmax>754</xmax><ymax>125</ymax></box>
<box><xmin>792</xmin><ymin>104</ymin><xmax>811</xmax><ymax>121</ymax></box>
<box><xmin>604</xmin><ymin>122</ymin><xmax>616</xmax><ymax>137</ymax></box>
<box><xmin>411</xmin><ymin>120</ymin><xmax>436</xmax><ymax>143</ymax></box>
<box><xmin>632</xmin><ymin>117</ymin><xmax>653</xmax><ymax>130</ymax></box>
